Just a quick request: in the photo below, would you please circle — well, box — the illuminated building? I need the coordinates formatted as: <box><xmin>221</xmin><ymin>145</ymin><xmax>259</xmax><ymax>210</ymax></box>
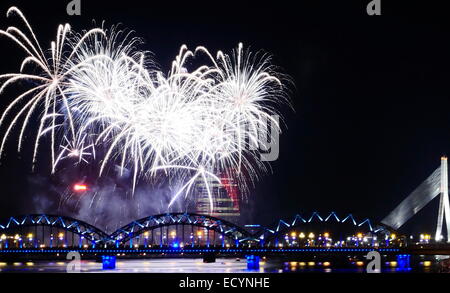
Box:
<box><xmin>192</xmin><ymin>170</ymin><xmax>240</xmax><ymax>222</ymax></box>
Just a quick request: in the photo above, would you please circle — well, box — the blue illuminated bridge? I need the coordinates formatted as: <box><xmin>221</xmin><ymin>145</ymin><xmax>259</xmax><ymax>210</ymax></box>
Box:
<box><xmin>0</xmin><ymin>212</ymin><xmax>448</xmax><ymax>259</ymax></box>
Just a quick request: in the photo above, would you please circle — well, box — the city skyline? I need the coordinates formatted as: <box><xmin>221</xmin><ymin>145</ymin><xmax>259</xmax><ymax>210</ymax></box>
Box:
<box><xmin>0</xmin><ymin>0</ymin><xmax>449</xmax><ymax>239</ymax></box>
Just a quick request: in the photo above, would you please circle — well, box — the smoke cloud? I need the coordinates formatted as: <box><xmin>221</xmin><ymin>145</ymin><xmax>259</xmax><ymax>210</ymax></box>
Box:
<box><xmin>27</xmin><ymin>166</ymin><xmax>185</xmax><ymax>234</ymax></box>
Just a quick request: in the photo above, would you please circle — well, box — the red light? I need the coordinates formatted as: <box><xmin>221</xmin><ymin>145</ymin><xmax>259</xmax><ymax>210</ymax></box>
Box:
<box><xmin>73</xmin><ymin>184</ymin><xmax>87</xmax><ymax>192</ymax></box>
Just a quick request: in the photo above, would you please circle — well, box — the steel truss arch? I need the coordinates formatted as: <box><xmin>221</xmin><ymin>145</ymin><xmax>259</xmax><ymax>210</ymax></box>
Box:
<box><xmin>0</xmin><ymin>214</ymin><xmax>109</xmax><ymax>243</ymax></box>
<box><xmin>109</xmin><ymin>212</ymin><xmax>253</xmax><ymax>244</ymax></box>
<box><xmin>255</xmin><ymin>211</ymin><xmax>397</xmax><ymax>242</ymax></box>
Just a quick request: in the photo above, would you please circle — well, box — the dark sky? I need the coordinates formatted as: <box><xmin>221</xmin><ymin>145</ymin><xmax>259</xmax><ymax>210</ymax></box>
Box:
<box><xmin>0</xmin><ymin>0</ymin><xmax>449</xmax><ymax>233</ymax></box>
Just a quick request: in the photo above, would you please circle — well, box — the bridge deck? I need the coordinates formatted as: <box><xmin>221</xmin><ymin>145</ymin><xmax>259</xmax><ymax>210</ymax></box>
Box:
<box><xmin>0</xmin><ymin>247</ymin><xmax>403</xmax><ymax>255</ymax></box>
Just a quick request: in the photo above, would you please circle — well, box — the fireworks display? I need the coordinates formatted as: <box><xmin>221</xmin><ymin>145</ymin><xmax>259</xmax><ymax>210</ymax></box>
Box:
<box><xmin>0</xmin><ymin>7</ymin><xmax>289</xmax><ymax>211</ymax></box>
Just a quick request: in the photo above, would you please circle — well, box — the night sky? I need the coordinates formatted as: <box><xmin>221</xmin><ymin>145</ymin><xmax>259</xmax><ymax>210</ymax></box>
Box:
<box><xmin>0</xmin><ymin>0</ymin><xmax>449</xmax><ymax>234</ymax></box>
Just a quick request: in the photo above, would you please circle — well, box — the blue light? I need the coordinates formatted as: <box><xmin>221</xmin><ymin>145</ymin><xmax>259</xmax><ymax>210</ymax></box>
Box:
<box><xmin>396</xmin><ymin>254</ymin><xmax>411</xmax><ymax>271</ymax></box>
<box><xmin>102</xmin><ymin>255</ymin><xmax>116</xmax><ymax>270</ymax></box>
<box><xmin>246</xmin><ymin>255</ymin><xmax>260</xmax><ymax>270</ymax></box>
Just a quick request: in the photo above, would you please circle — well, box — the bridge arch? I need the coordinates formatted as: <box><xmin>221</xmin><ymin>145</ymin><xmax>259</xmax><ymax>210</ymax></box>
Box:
<box><xmin>255</xmin><ymin>212</ymin><xmax>397</xmax><ymax>245</ymax></box>
<box><xmin>109</xmin><ymin>212</ymin><xmax>253</xmax><ymax>246</ymax></box>
<box><xmin>0</xmin><ymin>214</ymin><xmax>109</xmax><ymax>247</ymax></box>
<box><xmin>0</xmin><ymin>212</ymin><xmax>399</xmax><ymax>249</ymax></box>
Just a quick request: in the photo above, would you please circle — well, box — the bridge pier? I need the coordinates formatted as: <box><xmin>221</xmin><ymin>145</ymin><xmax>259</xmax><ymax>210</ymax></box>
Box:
<box><xmin>396</xmin><ymin>254</ymin><xmax>411</xmax><ymax>271</ymax></box>
<box><xmin>102</xmin><ymin>255</ymin><xmax>116</xmax><ymax>270</ymax></box>
<box><xmin>203</xmin><ymin>252</ymin><xmax>216</xmax><ymax>263</ymax></box>
<box><xmin>246</xmin><ymin>255</ymin><xmax>260</xmax><ymax>270</ymax></box>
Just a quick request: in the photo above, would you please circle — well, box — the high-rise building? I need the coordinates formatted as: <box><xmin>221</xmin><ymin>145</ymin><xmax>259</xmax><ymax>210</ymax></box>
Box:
<box><xmin>193</xmin><ymin>171</ymin><xmax>240</xmax><ymax>222</ymax></box>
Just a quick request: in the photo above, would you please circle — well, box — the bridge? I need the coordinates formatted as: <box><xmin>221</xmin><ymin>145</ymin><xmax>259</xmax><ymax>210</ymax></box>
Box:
<box><xmin>381</xmin><ymin>156</ymin><xmax>450</xmax><ymax>241</ymax></box>
<box><xmin>0</xmin><ymin>209</ymin><xmax>442</xmax><ymax>261</ymax></box>
<box><xmin>0</xmin><ymin>211</ymin><xmax>394</xmax><ymax>249</ymax></box>
<box><xmin>1</xmin><ymin>157</ymin><xmax>450</xmax><ymax>260</ymax></box>
<box><xmin>0</xmin><ymin>211</ymin><xmax>406</xmax><ymax>262</ymax></box>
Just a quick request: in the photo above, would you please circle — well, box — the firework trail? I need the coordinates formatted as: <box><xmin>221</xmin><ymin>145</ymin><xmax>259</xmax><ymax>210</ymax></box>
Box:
<box><xmin>0</xmin><ymin>7</ymin><xmax>290</xmax><ymax>212</ymax></box>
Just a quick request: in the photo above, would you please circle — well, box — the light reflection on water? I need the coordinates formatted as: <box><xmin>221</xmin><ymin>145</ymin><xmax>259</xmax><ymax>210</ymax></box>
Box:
<box><xmin>0</xmin><ymin>257</ymin><xmax>441</xmax><ymax>273</ymax></box>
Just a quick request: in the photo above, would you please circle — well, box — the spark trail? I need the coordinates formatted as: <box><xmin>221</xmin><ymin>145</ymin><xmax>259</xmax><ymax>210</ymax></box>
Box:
<box><xmin>0</xmin><ymin>7</ymin><xmax>290</xmax><ymax>211</ymax></box>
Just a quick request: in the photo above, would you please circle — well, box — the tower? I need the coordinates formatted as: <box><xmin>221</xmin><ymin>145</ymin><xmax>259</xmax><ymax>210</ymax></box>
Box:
<box><xmin>435</xmin><ymin>156</ymin><xmax>450</xmax><ymax>242</ymax></box>
<box><xmin>382</xmin><ymin>156</ymin><xmax>450</xmax><ymax>242</ymax></box>
<box><xmin>193</xmin><ymin>170</ymin><xmax>240</xmax><ymax>223</ymax></box>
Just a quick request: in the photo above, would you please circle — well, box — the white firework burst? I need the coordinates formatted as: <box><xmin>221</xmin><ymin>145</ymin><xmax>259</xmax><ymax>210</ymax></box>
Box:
<box><xmin>0</xmin><ymin>7</ymin><xmax>290</xmax><ymax>212</ymax></box>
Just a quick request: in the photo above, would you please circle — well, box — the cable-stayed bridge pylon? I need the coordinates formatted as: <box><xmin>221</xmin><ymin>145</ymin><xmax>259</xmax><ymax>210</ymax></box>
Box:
<box><xmin>381</xmin><ymin>157</ymin><xmax>450</xmax><ymax>242</ymax></box>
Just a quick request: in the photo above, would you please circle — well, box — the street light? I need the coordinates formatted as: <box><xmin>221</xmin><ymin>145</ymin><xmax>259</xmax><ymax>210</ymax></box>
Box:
<box><xmin>0</xmin><ymin>234</ymin><xmax>6</xmax><ymax>248</ymax></box>
<box><xmin>196</xmin><ymin>230</ymin><xmax>203</xmax><ymax>246</ymax></box>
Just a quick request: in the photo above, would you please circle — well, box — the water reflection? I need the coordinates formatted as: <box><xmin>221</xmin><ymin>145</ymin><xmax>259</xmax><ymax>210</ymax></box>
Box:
<box><xmin>0</xmin><ymin>256</ymin><xmax>443</xmax><ymax>273</ymax></box>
